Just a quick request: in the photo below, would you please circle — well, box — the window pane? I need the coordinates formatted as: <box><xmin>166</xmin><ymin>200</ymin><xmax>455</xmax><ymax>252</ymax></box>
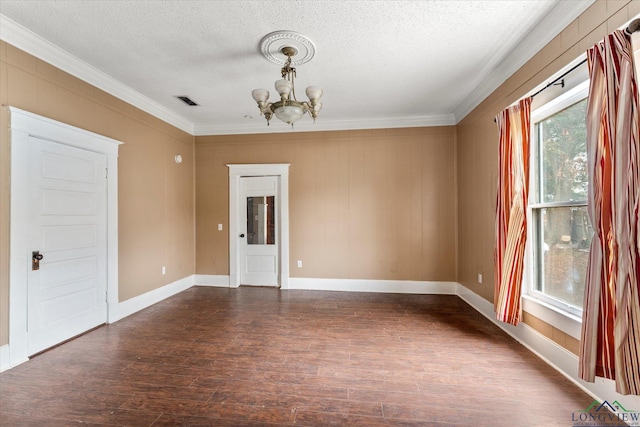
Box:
<box><xmin>536</xmin><ymin>206</ymin><xmax>592</xmax><ymax>308</ymax></box>
<box><xmin>539</xmin><ymin>99</ymin><xmax>588</xmax><ymax>203</ymax></box>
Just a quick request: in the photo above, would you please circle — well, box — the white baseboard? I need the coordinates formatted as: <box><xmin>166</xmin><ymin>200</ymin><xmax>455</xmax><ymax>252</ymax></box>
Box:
<box><xmin>0</xmin><ymin>342</ymin><xmax>28</xmax><ymax>373</ymax></box>
<box><xmin>456</xmin><ymin>284</ymin><xmax>640</xmax><ymax>412</ymax></box>
<box><xmin>109</xmin><ymin>275</ymin><xmax>195</xmax><ymax>323</ymax></box>
<box><xmin>192</xmin><ymin>276</ymin><xmax>458</xmax><ymax>295</ymax></box>
<box><xmin>193</xmin><ymin>274</ymin><xmax>230</xmax><ymax>287</ymax></box>
<box><xmin>288</xmin><ymin>277</ymin><xmax>457</xmax><ymax>294</ymax></box>
<box><xmin>0</xmin><ymin>344</ymin><xmax>11</xmax><ymax>372</ymax></box>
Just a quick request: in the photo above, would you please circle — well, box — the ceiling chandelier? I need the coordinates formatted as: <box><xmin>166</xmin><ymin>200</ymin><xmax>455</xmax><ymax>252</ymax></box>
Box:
<box><xmin>251</xmin><ymin>31</ymin><xmax>323</xmax><ymax>127</ymax></box>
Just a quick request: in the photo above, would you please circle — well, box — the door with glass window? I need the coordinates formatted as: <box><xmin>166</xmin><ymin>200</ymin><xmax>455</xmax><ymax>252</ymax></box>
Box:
<box><xmin>240</xmin><ymin>176</ymin><xmax>278</xmax><ymax>286</ymax></box>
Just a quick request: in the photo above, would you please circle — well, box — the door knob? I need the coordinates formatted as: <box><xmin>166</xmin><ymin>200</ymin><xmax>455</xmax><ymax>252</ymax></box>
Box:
<box><xmin>239</xmin><ymin>234</ymin><xmax>245</xmax><ymax>238</ymax></box>
<box><xmin>32</xmin><ymin>251</ymin><xmax>44</xmax><ymax>271</ymax></box>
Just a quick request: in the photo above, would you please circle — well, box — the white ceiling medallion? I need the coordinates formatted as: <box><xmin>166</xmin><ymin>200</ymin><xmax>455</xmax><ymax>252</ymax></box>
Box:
<box><xmin>259</xmin><ymin>30</ymin><xmax>316</xmax><ymax>66</ymax></box>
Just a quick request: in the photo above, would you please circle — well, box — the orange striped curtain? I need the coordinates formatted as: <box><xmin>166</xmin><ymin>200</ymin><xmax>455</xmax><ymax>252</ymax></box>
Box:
<box><xmin>494</xmin><ymin>97</ymin><xmax>532</xmax><ymax>326</ymax></box>
<box><xmin>579</xmin><ymin>30</ymin><xmax>640</xmax><ymax>395</ymax></box>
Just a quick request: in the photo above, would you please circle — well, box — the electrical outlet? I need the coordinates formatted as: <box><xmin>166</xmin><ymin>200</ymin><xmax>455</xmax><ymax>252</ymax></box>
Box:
<box><xmin>218</xmin><ymin>224</ymin><xmax>223</xmax><ymax>231</ymax></box>
<box><xmin>477</xmin><ymin>273</ymin><xmax>483</xmax><ymax>284</ymax></box>
<box><xmin>162</xmin><ymin>266</ymin><xmax>166</xmax><ymax>275</ymax></box>
<box><xmin>297</xmin><ymin>260</ymin><xmax>303</xmax><ymax>268</ymax></box>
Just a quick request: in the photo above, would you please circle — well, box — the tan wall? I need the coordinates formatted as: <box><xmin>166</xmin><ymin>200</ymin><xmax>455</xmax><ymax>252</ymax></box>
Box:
<box><xmin>456</xmin><ymin>0</ymin><xmax>640</xmax><ymax>353</ymax></box>
<box><xmin>2</xmin><ymin>0</ymin><xmax>634</xmax><ymax>354</ymax></box>
<box><xmin>0</xmin><ymin>42</ymin><xmax>196</xmax><ymax>346</ymax></box>
<box><xmin>196</xmin><ymin>127</ymin><xmax>457</xmax><ymax>282</ymax></box>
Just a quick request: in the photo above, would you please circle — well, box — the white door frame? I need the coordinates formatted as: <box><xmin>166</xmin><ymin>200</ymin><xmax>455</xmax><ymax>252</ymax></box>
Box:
<box><xmin>227</xmin><ymin>164</ymin><xmax>290</xmax><ymax>289</ymax></box>
<box><xmin>8</xmin><ymin>107</ymin><xmax>122</xmax><ymax>368</ymax></box>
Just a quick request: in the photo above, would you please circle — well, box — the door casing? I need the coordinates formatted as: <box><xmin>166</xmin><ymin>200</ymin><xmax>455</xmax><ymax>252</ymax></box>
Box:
<box><xmin>8</xmin><ymin>107</ymin><xmax>122</xmax><ymax>368</ymax></box>
<box><xmin>227</xmin><ymin>164</ymin><xmax>290</xmax><ymax>289</ymax></box>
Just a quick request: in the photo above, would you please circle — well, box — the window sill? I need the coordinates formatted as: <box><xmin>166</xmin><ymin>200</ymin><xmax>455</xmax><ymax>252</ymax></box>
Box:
<box><xmin>522</xmin><ymin>295</ymin><xmax>582</xmax><ymax>340</ymax></box>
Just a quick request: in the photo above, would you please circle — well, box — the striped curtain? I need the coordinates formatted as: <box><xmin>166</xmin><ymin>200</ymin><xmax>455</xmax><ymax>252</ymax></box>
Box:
<box><xmin>494</xmin><ymin>98</ymin><xmax>532</xmax><ymax>326</ymax></box>
<box><xmin>579</xmin><ymin>30</ymin><xmax>640</xmax><ymax>395</ymax></box>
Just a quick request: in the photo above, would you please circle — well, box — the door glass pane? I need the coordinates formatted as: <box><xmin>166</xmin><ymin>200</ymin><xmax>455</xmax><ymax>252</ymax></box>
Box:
<box><xmin>247</xmin><ymin>196</ymin><xmax>275</xmax><ymax>245</ymax></box>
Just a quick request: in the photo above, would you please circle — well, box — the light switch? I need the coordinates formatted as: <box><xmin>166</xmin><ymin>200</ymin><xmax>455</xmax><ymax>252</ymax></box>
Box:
<box><xmin>218</xmin><ymin>224</ymin><xmax>223</xmax><ymax>231</ymax></box>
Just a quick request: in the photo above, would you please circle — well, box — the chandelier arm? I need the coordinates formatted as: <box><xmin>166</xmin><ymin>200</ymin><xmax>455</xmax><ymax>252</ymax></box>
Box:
<box><xmin>290</xmin><ymin>77</ymin><xmax>297</xmax><ymax>102</ymax></box>
<box><xmin>302</xmin><ymin>101</ymin><xmax>317</xmax><ymax>121</ymax></box>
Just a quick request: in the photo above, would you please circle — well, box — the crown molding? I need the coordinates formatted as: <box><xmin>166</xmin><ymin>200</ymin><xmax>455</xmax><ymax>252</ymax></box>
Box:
<box><xmin>452</xmin><ymin>0</ymin><xmax>595</xmax><ymax>122</ymax></box>
<box><xmin>1</xmin><ymin>1</ymin><xmax>595</xmax><ymax>137</ymax></box>
<box><xmin>1</xmin><ymin>13</ymin><xmax>451</xmax><ymax>137</ymax></box>
<box><xmin>0</xmin><ymin>14</ymin><xmax>195</xmax><ymax>135</ymax></box>
<box><xmin>194</xmin><ymin>114</ymin><xmax>457</xmax><ymax>136</ymax></box>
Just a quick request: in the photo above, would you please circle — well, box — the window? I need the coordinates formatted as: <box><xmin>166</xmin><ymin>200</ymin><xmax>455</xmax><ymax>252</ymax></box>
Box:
<box><xmin>529</xmin><ymin>81</ymin><xmax>592</xmax><ymax>317</ymax></box>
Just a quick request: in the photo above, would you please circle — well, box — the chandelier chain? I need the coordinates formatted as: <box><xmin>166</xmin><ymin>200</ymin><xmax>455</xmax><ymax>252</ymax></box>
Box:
<box><xmin>281</xmin><ymin>56</ymin><xmax>298</xmax><ymax>103</ymax></box>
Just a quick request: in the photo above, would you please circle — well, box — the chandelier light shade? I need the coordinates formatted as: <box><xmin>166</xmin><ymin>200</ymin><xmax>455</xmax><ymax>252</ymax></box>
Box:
<box><xmin>252</xmin><ymin>41</ymin><xmax>323</xmax><ymax>127</ymax></box>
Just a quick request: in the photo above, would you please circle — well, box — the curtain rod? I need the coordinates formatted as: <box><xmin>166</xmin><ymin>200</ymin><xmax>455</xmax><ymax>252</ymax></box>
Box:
<box><xmin>529</xmin><ymin>58</ymin><xmax>587</xmax><ymax>99</ymax></box>
<box><xmin>491</xmin><ymin>59</ymin><xmax>585</xmax><ymax>122</ymax></box>
<box><xmin>626</xmin><ymin>18</ymin><xmax>640</xmax><ymax>36</ymax></box>
<box><xmin>493</xmin><ymin>18</ymin><xmax>640</xmax><ymax>123</ymax></box>
<box><xmin>531</xmin><ymin>18</ymin><xmax>639</xmax><ymax>99</ymax></box>
<box><xmin>528</xmin><ymin>18</ymin><xmax>640</xmax><ymax>100</ymax></box>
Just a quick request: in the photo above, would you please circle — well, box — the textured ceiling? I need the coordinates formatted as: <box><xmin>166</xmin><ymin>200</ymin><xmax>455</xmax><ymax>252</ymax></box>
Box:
<box><xmin>0</xmin><ymin>1</ymin><xmax>594</xmax><ymax>135</ymax></box>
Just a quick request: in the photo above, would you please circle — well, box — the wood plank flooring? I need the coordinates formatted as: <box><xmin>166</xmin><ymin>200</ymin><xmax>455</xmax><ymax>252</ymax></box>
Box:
<box><xmin>0</xmin><ymin>287</ymin><xmax>596</xmax><ymax>426</ymax></box>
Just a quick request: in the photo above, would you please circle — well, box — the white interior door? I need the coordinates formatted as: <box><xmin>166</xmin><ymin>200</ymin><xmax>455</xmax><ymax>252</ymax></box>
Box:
<box><xmin>27</xmin><ymin>137</ymin><xmax>108</xmax><ymax>355</ymax></box>
<box><xmin>240</xmin><ymin>176</ymin><xmax>279</xmax><ymax>286</ymax></box>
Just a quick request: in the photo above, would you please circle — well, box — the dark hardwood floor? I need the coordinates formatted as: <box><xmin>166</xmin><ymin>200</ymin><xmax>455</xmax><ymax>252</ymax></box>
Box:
<box><xmin>0</xmin><ymin>287</ymin><xmax>595</xmax><ymax>426</ymax></box>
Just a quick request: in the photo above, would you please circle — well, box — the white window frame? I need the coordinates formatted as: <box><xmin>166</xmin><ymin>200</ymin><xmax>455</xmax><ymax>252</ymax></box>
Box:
<box><xmin>523</xmin><ymin>79</ymin><xmax>590</xmax><ymax>338</ymax></box>
<box><xmin>522</xmin><ymin>21</ymin><xmax>639</xmax><ymax>340</ymax></box>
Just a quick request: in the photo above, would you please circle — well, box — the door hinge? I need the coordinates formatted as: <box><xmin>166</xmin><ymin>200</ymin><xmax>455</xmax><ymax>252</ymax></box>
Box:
<box><xmin>105</xmin><ymin>167</ymin><xmax>108</xmax><ymax>179</ymax></box>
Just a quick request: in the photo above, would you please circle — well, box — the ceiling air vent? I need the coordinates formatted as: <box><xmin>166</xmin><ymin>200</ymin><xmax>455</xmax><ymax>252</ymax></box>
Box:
<box><xmin>176</xmin><ymin>96</ymin><xmax>198</xmax><ymax>106</ymax></box>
